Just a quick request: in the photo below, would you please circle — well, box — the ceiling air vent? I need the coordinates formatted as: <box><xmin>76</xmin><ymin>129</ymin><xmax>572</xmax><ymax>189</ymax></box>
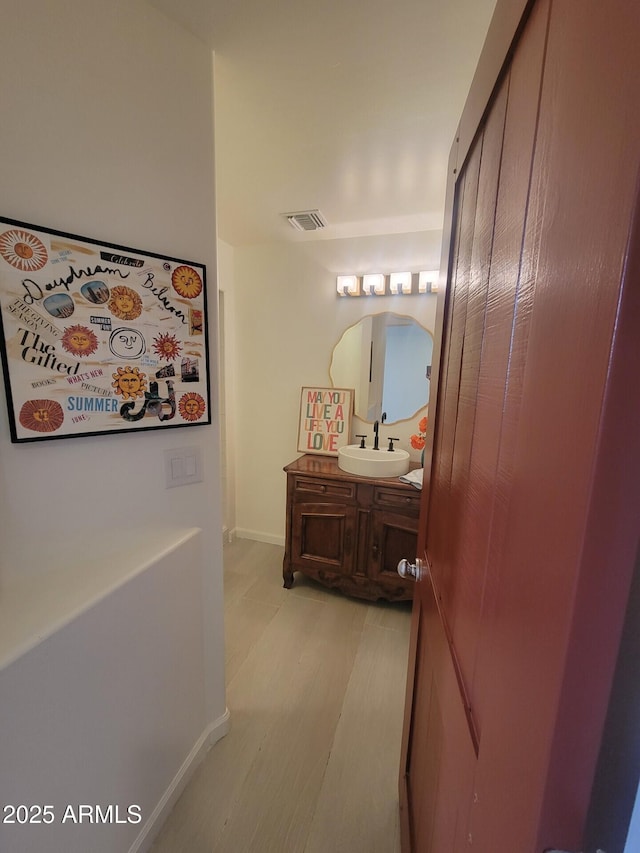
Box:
<box><xmin>283</xmin><ymin>209</ymin><xmax>327</xmax><ymax>232</ymax></box>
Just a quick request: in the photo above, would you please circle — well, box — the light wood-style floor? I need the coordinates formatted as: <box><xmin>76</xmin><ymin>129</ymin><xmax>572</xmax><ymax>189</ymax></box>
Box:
<box><xmin>151</xmin><ymin>537</ymin><xmax>412</xmax><ymax>853</ymax></box>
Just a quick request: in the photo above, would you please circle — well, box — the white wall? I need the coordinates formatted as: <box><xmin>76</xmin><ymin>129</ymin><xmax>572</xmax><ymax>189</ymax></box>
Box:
<box><xmin>0</xmin><ymin>0</ymin><xmax>226</xmax><ymax>817</ymax></box>
<box><xmin>232</xmin><ymin>233</ymin><xmax>440</xmax><ymax>544</ymax></box>
<box><xmin>0</xmin><ymin>531</ymin><xmax>216</xmax><ymax>853</ymax></box>
<box><xmin>217</xmin><ymin>239</ymin><xmax>237</xmax><ymax>540</ymax></box>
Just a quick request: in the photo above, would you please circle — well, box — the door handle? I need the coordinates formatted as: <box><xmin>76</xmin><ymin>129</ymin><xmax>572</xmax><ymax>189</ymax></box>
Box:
<box><xmin>397</xmin><ymin>557</ymin><xmax>425</xmax><ymax>581</ymax></box>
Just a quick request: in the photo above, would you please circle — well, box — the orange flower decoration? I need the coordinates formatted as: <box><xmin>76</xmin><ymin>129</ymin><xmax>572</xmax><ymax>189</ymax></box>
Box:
<box><xmin>410</xmin><ymin>415</ymin><xmax>428</xmax><ymax>450</ymax></box>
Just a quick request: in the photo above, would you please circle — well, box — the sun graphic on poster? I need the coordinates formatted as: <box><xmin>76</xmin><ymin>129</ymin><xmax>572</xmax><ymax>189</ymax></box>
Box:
<box><xmin>61</xmin><ymin>324</ymin><xmax>99</xmax><ymax>357</ymax></box>
<box><xmin>171</xmin><ymin>265</ymin><xmax>203</xmax><ymax>299</ymax></box>
<box><xmin>0</xmin><ymin>229</ymin><xmax>48</xmax><ymax>271</ymax></box>
<box><xmin>19</xmin><ymin>399</ymin><xmax>64</xmax><ymax>433</ymax></box>
<box><xmin>178</xmin><ymin>392</ymin><xmax>206</xmax><ymax>422</ymax></box>
<box><xmin>111</xmin><ymin>366</ymin><xmax>147</xmax><ymax>400</ymax></box>
<box><xmin>108</xmin><ymin>285</ymin><xmax>143</xmax><ymax>320</ymax></box>
<box><xmin>152</xmin><ymin>332</ymin><xmax>182</xmax><ymax>361</ymax></box>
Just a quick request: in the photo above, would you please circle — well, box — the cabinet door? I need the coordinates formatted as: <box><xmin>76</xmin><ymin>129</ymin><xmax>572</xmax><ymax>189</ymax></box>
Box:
<box><xmin>369</xmin><ymin>509</ymin><xmax>417</xmax><ymax>588</ymax></box>
<box><xmin>291</xmin><ymin>501</ymin><xmax>357</xmax><ymax>575</ymax></box>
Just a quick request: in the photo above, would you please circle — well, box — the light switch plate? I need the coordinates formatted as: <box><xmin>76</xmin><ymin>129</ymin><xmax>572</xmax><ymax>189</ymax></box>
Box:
<box><xmin>164</xmin><ymin>446</ymin><xmax>203</xmax><ymax>488</ymax></box>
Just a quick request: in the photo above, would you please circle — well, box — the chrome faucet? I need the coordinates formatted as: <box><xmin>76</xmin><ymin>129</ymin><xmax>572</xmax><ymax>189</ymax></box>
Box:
<box><xmin>373</xmin><ymin>411</ymin><xmax>387</xmax><ymax>450</ymax></box>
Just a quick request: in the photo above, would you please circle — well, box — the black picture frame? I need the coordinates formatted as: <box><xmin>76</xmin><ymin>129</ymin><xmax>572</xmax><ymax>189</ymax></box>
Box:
<box><xmin>0</xmin><ymin>216</ymin><xmax>211</xmax><ymax>443</ymax></box>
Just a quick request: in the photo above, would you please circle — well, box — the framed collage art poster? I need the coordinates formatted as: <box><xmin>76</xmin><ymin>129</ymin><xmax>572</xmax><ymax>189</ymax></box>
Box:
<box><xmin>297</xmin><ymin>386</ymin><xmax>353</xmax><ymax>456</ymax></box>
<box><xmin>0</xmin><ymin>216</ymin><xmax>211</xmax><ymax>443</ymax></box>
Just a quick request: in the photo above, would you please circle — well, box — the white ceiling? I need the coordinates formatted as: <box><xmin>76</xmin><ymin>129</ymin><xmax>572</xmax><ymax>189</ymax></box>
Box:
<box><xmin>149</xmin><ymin>0</ymin><xmax>496</xmax><ymax>254</ymax></box>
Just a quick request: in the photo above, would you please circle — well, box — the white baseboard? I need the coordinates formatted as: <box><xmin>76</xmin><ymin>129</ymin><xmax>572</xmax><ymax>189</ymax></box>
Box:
<box><xmin>129</xmin><ymin>707</ymin><xmax>231</xmax><ymax>853</ymax></box>
<box><xmin>234</xmin><ymin>528</ymin><xmax>285</xmax><ymax>547</ymax></box>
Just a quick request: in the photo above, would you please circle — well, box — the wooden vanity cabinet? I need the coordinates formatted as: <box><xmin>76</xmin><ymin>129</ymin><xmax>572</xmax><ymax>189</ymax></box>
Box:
<box><xmin>283</xmin><ymin>454</ymin><xmax>420</xmax><ymax>601</ymax></box>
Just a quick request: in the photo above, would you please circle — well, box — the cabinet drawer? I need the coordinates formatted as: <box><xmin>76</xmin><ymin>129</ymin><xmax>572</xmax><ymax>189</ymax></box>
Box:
<box><xmin>374</xmin><ymin>486</ymin><xmax>421</xmax><ymax>513</ymax></box>
<box><xmin>293</xmin><ymin>476</ymin><xmax>356</xmax><ymax>501</ymax></box>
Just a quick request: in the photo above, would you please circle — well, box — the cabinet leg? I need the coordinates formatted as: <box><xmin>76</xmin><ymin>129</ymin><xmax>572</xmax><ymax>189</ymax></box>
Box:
<box><xmin>283</xmin><ymin>555</ymin><xmax>294</xmax><ymax>589</ymax></box>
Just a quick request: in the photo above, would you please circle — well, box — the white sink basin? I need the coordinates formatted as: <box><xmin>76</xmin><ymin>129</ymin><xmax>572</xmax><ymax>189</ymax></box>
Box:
<box><xmin>337</xmin><ymin>445</ymin><xmax>410</xmax><ymax>479</ymax></box>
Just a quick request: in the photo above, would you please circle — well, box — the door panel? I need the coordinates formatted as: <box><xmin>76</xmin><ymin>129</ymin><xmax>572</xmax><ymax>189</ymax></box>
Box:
<box><xmin>428</xmin><ymin>140</ymin><xmax>481</xmax><ymax>609</ymax></box>
<box><xmin>444</xmin><ymin>75</ymin><xmax>508</xmax><ymax>727</ymax></box>
<box><xmin>370</xmin><ymin>510</ymin><xmax>418</xmax><ymax>582</ymax></box>
<box><xmin>291</xmin><ymin>502</ymin><xmax>356</xmax><ymax>574</ymax></box>
<box><xmin>400</xmin><ymin>0</ymin><xmax>640</xmax><ymax>850</ymax></box>
<box><xmin>407</xmin><ymin>583</ymin><xmax>477</xmax><ymax>853</ymax></box>
<box><xmin>457</xmin><ymin>0</ymin><xmax>549</xmax><ymax>743</ymax></box>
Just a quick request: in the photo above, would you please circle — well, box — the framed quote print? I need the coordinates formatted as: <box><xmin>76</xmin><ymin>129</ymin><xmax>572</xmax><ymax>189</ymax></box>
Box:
<box><xmin>297</xmin><ymin>386</ymin><xmax>353</xmax><ymax>456</ymax></box>
<box><xmin>0</xmin><ymin>216</ymin><xmax>211</xmax><ymax>443</ymax></box>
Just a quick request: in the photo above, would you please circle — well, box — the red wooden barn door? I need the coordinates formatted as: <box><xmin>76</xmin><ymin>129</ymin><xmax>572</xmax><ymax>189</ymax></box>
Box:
<box><xmin>399</xmin><ymin>0</ymin><xmax>640</xmax><ymax>851</ymax></box>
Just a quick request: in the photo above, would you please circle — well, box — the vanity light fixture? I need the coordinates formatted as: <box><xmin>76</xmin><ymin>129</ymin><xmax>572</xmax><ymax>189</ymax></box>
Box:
<box><xmin>419</xmin><ymin>270</ymin><xmax>439</xmax><ymax>293</ymax></box>
<box><xmin>336</xmin><ymin>270</ymin><xmax>439</xmax><ymax>297</ymax></box>
<box><xmin>336</xmin><ymin>275</ymin><xmax>360</xmax><ymax>296</ymax></box>
<box><xmin>389</xmin><ymin>272</ymin><xmax>412</xmax><ymax>295</ymax></box>
<box><xmin>362</xmin><ymin>273</ymin><xmax>386</xmax><ymax>295</ymax></box>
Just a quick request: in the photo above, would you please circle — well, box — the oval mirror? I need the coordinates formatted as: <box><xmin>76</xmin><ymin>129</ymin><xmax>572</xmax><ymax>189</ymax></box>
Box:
<box><xmin>329</xmin><ymin>312</ymin><xmax>433</xmax><ymax>424</ymax></box>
